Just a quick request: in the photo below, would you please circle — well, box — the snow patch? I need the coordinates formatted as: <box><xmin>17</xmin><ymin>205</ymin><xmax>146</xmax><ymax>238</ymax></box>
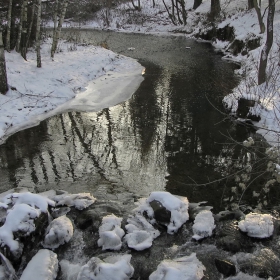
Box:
<box><xmin>192</xmin><ymin>210</ymin><xmax>216</xmax><ymax>240</ymax></box>
<box><xmin>238</xmin><ymin>212</ymin><xmax>274</xmax><ymax>238</ymax></box>
<box><xmin>42</xmin><ymin>215</ymin><xmax>74</xmax><ymax>249</ymax></box>
<box><xmin>97</xmin><ymin>214</ymin><xmax>125</xmax><ymax>251</ymax></box>
<box><xmin>20</xmin><ymin>249</ymin><xmax>58</xmax><ymax>280</ymax></box>
<box><xmin>149</xmin><ymin>253</ymin><xmax>205</xmax><ymax>280</ymax></box>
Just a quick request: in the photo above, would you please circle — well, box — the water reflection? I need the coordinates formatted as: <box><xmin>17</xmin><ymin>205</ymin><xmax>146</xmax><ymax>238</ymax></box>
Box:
<box><xmin>0</xmin><ymin>31</ymin><xmax>268</xmax><ymax>211</ymax></box>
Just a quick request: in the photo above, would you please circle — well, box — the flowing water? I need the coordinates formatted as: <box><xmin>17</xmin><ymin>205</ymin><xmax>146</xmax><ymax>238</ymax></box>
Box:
<box><xmin>0</xmin><ymin>30</ymin><xmax>270</xmax><ymax>212</ymax></box>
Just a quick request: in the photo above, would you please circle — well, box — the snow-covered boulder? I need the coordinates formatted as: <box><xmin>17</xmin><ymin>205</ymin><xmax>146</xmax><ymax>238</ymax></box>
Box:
<box><xmin>53</xmin><ymin>192</ymin><xmax>96</xmax><ymax>210</ymax></box>
<box><xmin>238</xmin><ymin>213</ymin><xmax>274</xmax><ymax>238</ymax></box>
<box><xmin>125</xmin><ymin>214</ymin><xmax>160</xmax><ymax>251</ymax></box>
<box><xmin>135</xmin><ymin>192</ymin><xmax>189</xmax><ymax>234</ymax></box>
<box><xmin>98</xmin><ymin>214</ymin><xmax>125</xmax><ymax>251</ymax></box>
<box><xmin>20</xmin><ymin>249</ymin><xmax>58</xmax><ymax>280</ymax></box>
<box><xmin>0</xmin><ymin>204</ymin><xmax>41</xmax><ymax>253</ymax></box>
<box><xmin>77</xmin><ymin>254</ymin><xmax>134</xmax><ymax>280</ymax></box>
<box><xmin>192</xmin><ymin>210</ymin><xmax>216</xmax><ymax>240</ymax></box>
<box><xmin>4</xmin><ymin>192</ymin><xmax>55</xmax><ymax>212</ymax></box>
<box><xmin>42</xmin><ymin>215</ymin><xmax>74</xmax><ymax>249</ymax></box>
<box><xmin>149</xmin><ymin>253</ymin><xmax>205</xmax><ymax>280</ymax></box>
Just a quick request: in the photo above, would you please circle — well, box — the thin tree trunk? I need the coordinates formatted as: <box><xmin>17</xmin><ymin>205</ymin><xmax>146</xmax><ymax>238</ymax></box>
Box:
<box><xmin>36</xmin><ymin>0</ymin><xmax>42</xmax><ymax>68</ymax></box>
<box><xmin>248</xmin><ymin>0</ymin><xmax>254</xmax><ymax>9</ymax></box>
<box><xmin>0</xmin><ymin>32</ymin><xmax>8</xmax><ymax>94</ymax></box>
<box><xmin>51</xmin><ymin>0</ymin><xmax>58</xmax><ymax>58</ymax></box>
<box><xmin>16</xmin><ymin>0</ymin><xmax>26</xmax><ymax>53</ymax></box>
<box><xmin>6</xmin><ymin>0</ymin><xmax>13</xmax><ymax>52</ymax></box>
<box><xmin>253</xmin><ymin>0</ymin><xmax>265</xmax><ymax>33</ymax></box>
<box><xmin>26</xmin><ymin>2</ymin><xmax>36</xmax><ymax>49</ymax></box>
<box><xmin>162</xmin><ymin>0</ymin><xmax>177</xmax><ymax>25</ymax></box>
<box><xmin>210</xmin><ymin>0</ymin><xmax>221</xmax><ymax>19</ymax></box>
<box><xmin>258</xmin><ymin>0</ymin><xmax>275</xmax><ymax>85</ymax></box>
<box><xmin>51</xmin><ymin>0</ymin><xmax>69</xmax><ymax>58</ymax></box>
<box><xmin>21</xmin><ymin>0</ymin><xmax>28</xmax><ymax>60</ymax></box>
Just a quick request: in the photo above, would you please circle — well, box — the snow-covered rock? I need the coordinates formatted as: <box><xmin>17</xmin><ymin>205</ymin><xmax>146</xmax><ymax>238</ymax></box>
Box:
<box><xmin>192</xmin><ymin>210</ymin><xmax>216</xmax><ymax>240</ymax></box>
<box><xmin>97</xmin><ymin>214</ymin><xmax>125</xmax><ymax>251</ymax></box>
<box><xmin>149</xmin><ymin>253</ymin><xmax>205</xmax><ymax>280</ymax></box>
<box><xmin>135</xmin><ymin>191</ymin><xmax>189</xmax><ymax>234</ymax></box>
<box><xmin>20</xmin><ymin>249</ymin><xmax>58</xmax><ymax>280</ymax></box>
<box><xmin>77</xmin><ymin>254</ymin><xmax>134</xmax><ymax>280</ymax></box>
<box><xmin>53</xmin><ymin>192</ymin><xmax>96</xmax><ymax>210</ymax></box>
<box><xmin>4</xmin><ymin>192</ymin><xmax>55</xmax><ymax>212</ymax></box>
<box><xmin>42</xmin><ymin>215</ymin><xmax>74</xmax><ymax>249</ymax></box>
<box><xmin>238</xmin><ymin>213</ymin><xmax>274</xmax><ymax>238</ymax></box>
<box><xmin>125</xmin><ymin>214</ymin><xmax>160</xmax><ymax>251</ymax></box>
<box><xmin>60</xmin><ymin>260</ymin><xmax>82</xmax><ymax>280</ymax></box>
<box><xmin>0</xmin><ymin>204</ymin><xmax>41</xmax><ymax>252</ymax></box>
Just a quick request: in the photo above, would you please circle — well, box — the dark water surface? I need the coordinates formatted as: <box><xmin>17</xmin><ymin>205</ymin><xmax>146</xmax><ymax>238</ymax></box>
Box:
<box><xmin>0</xmin><ymin>31</ymin><xmax>256</xmax><ymax>211</ymax></box>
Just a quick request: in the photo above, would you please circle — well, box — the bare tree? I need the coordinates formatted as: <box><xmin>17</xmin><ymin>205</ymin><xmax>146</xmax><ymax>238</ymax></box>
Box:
<box><xmin>51</xmin><ymin>0</ymin><xmax>69</xmax><ymax>58</ymax></box>
<box><xmin>131</xmin><ymin>0</ymin><xmax>141</xmax><ymax>10</ymax></box>
<box><xmin>0</xmin><ymin>31</ymin><xmax>8</xmax><ymax>95</ymax></box>
<box><xmin>21</xmin><ymin>0</ymin><xmax>28</xmax><ymax>60</ymax></box>
<box><xmin>253</xmin><ymin>0</ymin><xmax>265</xmax><ymax>33</ymax></box>
<box><xmin>5</xmin><ymin>0</ymin><xmax>13</xmax><ymax>52</ymax></box>
<box><xmin>258</xmin><ymin>0</ymin><xmax>275</xmax><ymax>85</ymax></box>
<box><xmin>36</xmin><ymin>0</ymin><xmax>42</xmax><ymax>68</ymax></box>
<box><xmin>26</xmin><ymin>1</ymin><xmax>36</xmax><ymax>50</ymax></box>
<box><xmin>162</xmin><ymin>0</ymin><xmax>187</xmax><ymax>25</ymax></box>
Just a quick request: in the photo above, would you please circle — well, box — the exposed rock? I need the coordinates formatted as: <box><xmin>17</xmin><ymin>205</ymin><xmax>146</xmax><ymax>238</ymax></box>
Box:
<box><xmin>149</xmin><ymin>200</ymin><xmax>171</xmax><ymax>225</ymax></box>
<box><xmin>238</xmin><ymin>248</ymin><xmax>280</xmax><ymax>278</ymax></box>
<box><xmin>216</xmin><ymin>220</ymin><xmax>253</xmax><ymax>253</ymax></box>
<box><xmin>215</xmin><ymin>258</ymin><xmax>236</xmax><ymax>277</ymax></box>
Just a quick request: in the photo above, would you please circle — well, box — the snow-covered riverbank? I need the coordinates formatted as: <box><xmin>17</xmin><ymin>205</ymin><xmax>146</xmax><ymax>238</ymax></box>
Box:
<box><xmin>0</xmin><ymin>38</ymin><xmax>143</xmax><ymax>144</ymax></box>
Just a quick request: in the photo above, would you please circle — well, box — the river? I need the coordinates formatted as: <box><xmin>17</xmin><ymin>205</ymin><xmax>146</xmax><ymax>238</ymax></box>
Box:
<box><xmin>0</xmin><ymin>30</ymin><xmax>274</xmax><ymax>212</ymax></box>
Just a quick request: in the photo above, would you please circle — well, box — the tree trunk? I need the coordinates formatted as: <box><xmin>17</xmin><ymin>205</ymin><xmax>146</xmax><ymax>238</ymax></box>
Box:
<box><xmin>51</xmin><ymin>0</ymin><xmax>69</xmax><ymax>58</ymax></box>
<box><xmin>26</xmin><ymin>2</ymin><xmax>36</xmax><ymax>49</ymax></box>
<box><xmin>16</xmin><ymin>0</ymin><xmax>26</xmax><ymax>53</ymax></box>
<box><xmin>248</xmin><ymin>0</ymin><xmax>254</xmax><ymax>9</ymax></box>
<box><xmin>36</xmin><ymin>0</ymin><xmax>42</xmax><ymax>68</ymax></box>
<box><xmin>193</xmin><ymin>0</ymin><xmax>202</xmax><ymax>10</ymax></box>
<box><xmin>0</xmin><ymin>32</ymin><xmax>8</xmax><ymax>95</ymax></box>
<box><xmin>21</xmin><ymin>0</ymin><xmax>28</xmax><ymax>60</ymax></box>
<box><xmin>6</xmin><ymin>0</ymin><xmax>13</xmax><ymax>52</ymax></box>
<box><xmin>253</xmin><ymin>0</ymin><xmax>265</xmax><ymax>33</ymax></box>
<box><xmin>51</xmin><ymin>0</ymin><xmax>58</xmax><ymax>57</ymax></box>
<box><xmin>258</xmin><ymin>0</ymin><xmax>275</xmax><ymax>85</ymax></box>
<box><xmin>210</xmin><ymin>0</ymin><xmax>221</xmax><ymax>19</ymax></box>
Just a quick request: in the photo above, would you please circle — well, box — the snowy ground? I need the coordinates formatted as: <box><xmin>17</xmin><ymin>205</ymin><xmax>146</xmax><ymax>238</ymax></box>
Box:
<box><xmin>0</xmin><ymin>38</ymin><xmax>143</xmax><ymax>144</ymax></box>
